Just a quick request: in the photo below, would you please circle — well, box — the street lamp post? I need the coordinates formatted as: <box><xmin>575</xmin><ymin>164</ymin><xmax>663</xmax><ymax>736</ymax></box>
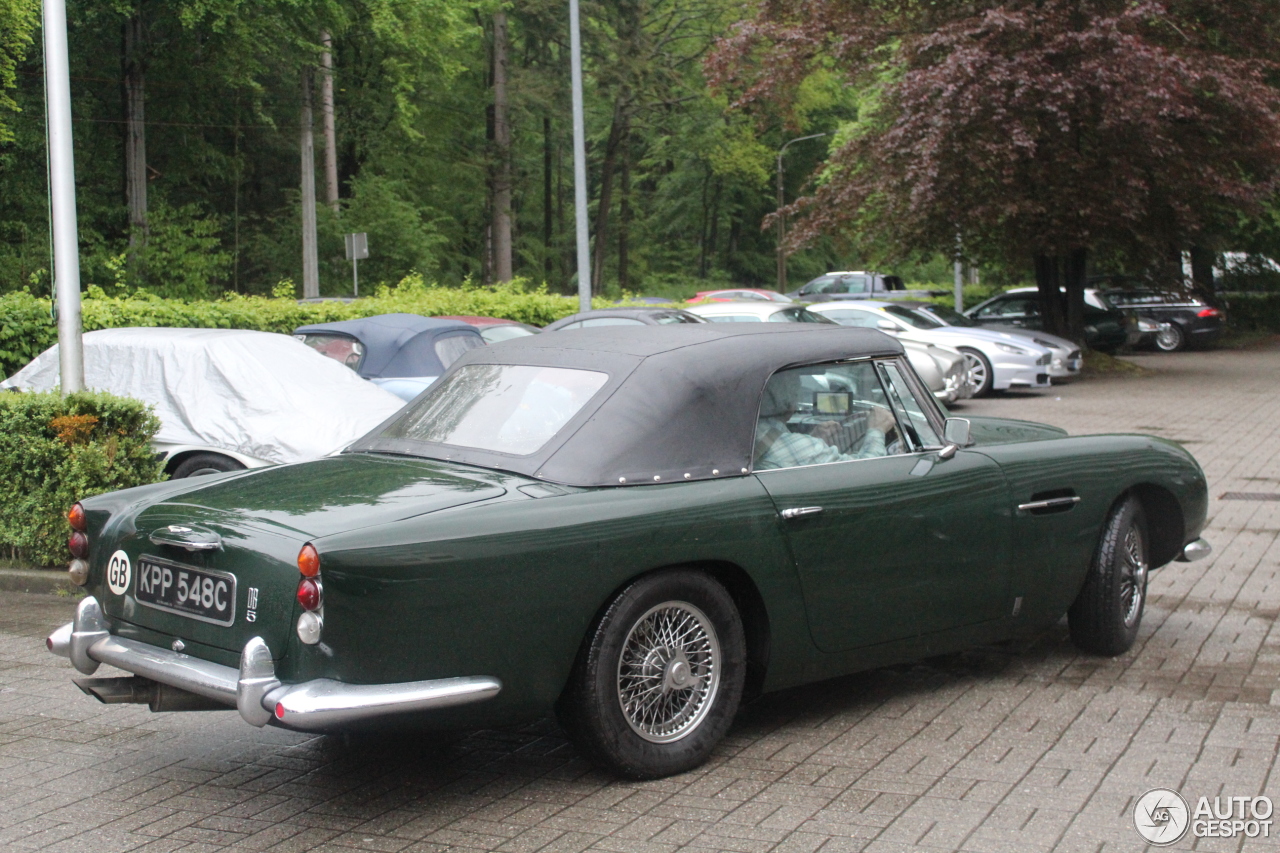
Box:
<box><xmin>776</xmin><ymin>133</ymin><xmax>828</xmax><ymax>293</ymax></box>
<box><xmin>569</xmin><ymin>0</ymin><xmax>591</xmax><ymax>312</ymax></box>
<box><xmin>43</xmin><ymin>0</ymin><xmax>84</xmax><ymax>394</ymax></box>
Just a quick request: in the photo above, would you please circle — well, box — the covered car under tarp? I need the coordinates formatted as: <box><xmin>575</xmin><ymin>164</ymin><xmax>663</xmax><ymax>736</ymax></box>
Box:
<box><xmin>3</xmin><ymin>328</ymin><xmax>405</xmax><ymax>465</ymax></box>
<box><xmin>293</xmin><ymin>314</ymin><xmax>485</xmax><ymax>400</ymax></box>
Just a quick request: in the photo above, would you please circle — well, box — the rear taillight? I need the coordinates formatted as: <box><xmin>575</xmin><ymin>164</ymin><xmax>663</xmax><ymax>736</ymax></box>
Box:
<box><xmin>296</xmin><ymin>578</ymin><xmax>322</xmax><ymax>611</ymax></box>
<box><xmin>295</xmin><ymin>543</ymin><xmax>323</xmax><ymax>644</ymax></box>
<box><xmin>298</xmin><ymin>543</ymin><xmax>320</xmax><ymax>577</ymax></box>
<box><xmin>1197</xmin><ymin>307</ymin><xmax>1221</xmax><ymax>318</ymax></box>
<box><xmin>67</xmin><ymin>503</ymin><xmax>89</xmax><ymax>586</ymax></box>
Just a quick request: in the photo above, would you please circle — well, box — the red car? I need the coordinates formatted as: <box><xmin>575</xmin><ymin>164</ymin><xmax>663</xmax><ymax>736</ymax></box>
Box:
<box><xmin>690</xmin><ymin>288</ymin><xmax>793</xmax><ymax>303</ymax></box>
<box><xmin>436</xmin><ymin>315</ymin><xmax>541</xmax><ymax>344</ymax></box>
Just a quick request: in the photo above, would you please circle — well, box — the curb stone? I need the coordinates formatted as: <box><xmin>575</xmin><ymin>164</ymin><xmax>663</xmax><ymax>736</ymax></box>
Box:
<box><xmin>0</xmin><ymin>568</ymin><xmax>76</xmax><ymax>596</ymax></box>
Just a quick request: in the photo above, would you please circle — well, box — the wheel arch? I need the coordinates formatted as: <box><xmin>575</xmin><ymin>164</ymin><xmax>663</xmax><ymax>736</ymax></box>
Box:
<box><xmin>569</xmin><ymin>559</ymin><xmax>773</xmax><ymax>702</ymax></box>
<box><xmin>1127</xmin><ymin>483</ymin><xmax>1185</xmax><ymax>568</ymax></box>
<box><xmin>161</xmin><ymin>447</ymin><xmax>262</xmax><ymax>476</ymax></box>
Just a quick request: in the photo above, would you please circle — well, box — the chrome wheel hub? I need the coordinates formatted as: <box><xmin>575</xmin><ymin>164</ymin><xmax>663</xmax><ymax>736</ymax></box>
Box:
<box><xmin>1120</xmin><ymin>525</ymin><xmax>1148</xmax><ymax>628</ymax></box>
<box><xmin>617</xmin><ymin>601</ymin><xmax>720</xmax><ymax>744</ymax></box>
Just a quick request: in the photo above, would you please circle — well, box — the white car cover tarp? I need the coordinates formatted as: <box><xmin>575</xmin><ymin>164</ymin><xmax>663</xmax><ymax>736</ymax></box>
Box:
<box><xmin>3</xmin><ymin>328</ymin><xmax>406</xmax><ymax>465</ymax></box>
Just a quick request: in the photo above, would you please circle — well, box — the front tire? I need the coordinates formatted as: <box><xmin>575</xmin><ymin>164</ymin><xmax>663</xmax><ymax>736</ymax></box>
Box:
<box><xmin>959</xmin><ymin>348</ymin><xmax>994</xmax><ymax>397</ymax></box>
<box><xmin>558</xmin><ymin>570</ymin><xmax>746</xmax><ymax>779</ymax></box>
<box><xmin>1068</xmin><ymin>496</ymin><xmax>1149</xmax><ymax>655</ymax></box>
<box><xmin>170</xmin><ymin>452</ymin><xmax>246</xmax><ymax>479</ymax></box>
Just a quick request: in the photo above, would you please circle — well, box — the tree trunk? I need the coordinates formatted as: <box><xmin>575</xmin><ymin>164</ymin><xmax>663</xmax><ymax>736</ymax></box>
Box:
<box><xmin>320</xmin><ymin>31</ymin><xmax>339</xmax><ymax>213</ymax></box>
<box><xmin>300</xmin><ymin>69</ymin><xmax>320</xmax><ymax>299</ymax></box>
<box><xmin>544</xmin><ymin>116</ymin><xmax>554</xmax><ymax>284</ymax></box>
<box><xmin>1189</xmin><ymin>245</ymin><xmax>1215</xmax><ymax>296</ymax></box>
<box><xmin>491</xmin><ymin>11</ymin><xmax>513</xmax><ymax>283</ymax></box>
<box><xmin>1064</xmin><ymin>248</ymin><xmax>1088</xmax><ymax>344</ymax></box>
<box><xmin>1034</xmin><ymin>254</ymin><xmax>1066</xmax><ymax>338</ymax></box>
<box><xmin>590</xmin><ymin>99</ymin><xmax>627</xmax><ymax>294</ymax></box>
<box><xmin>618</xmin><ymin>133</ymin><xmax>631</xmax><ymax>292</ymax></box>
<box><xmin>123</xmin><ymin>10</ymin><xmax>147</xmax><ymax>276</ymax></box>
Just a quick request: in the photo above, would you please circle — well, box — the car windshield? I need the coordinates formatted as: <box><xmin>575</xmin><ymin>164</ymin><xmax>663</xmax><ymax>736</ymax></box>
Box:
<box><xmin>919</xmin><ymin>305</ymin><xmax>976</xmax><ymax>327</ymax></box>
<box><xmin>766</xmin><ymin>307</ymin><xmax>836</xmax><ymax>324</ymax></box>
<box><xmin>434</xmin><ymin>334</ymin><xmax>485</xmax><ymax>368</ymax></box>
<box><xmin>379</xmin><ymin>364</ymin><xmax>609</xmax><ymax>455</ymax></box>
<box><xmin>1086</xmin><ymin>291</ymin><xmax>1118</xmax><ymax>311</ymax></box>
<box><xmin>480</xmin><ymin>324</ymin><xmax>536</xmax><ymax>343</ymax></box>
<box><xmin>654</xmin><ymin>312</ymin><xmax>701</xmax><ymax>324</ymax></box>
<box><xmin>881</xmin><ymin>305</ymin><xmax>942</xmax><ymax>330</ymax></box>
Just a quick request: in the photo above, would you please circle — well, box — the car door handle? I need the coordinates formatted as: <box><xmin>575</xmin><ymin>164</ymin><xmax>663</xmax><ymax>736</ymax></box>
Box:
<box><xmin>780</xmin><ymin>506</ymin><xmax>824</xmax><ymax>520</ymax></box>
<box><xmin>1017</xmin><ymin>496</ymin><xmax>1081</xmax><ymax>513</ymax></box>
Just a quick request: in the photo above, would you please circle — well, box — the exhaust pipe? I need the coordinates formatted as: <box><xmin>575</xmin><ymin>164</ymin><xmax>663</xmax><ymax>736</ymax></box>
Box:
<box><xmin>73</xmin><ymin>676</ymin><xmax>228</xmax><ymax>712</ymax></box>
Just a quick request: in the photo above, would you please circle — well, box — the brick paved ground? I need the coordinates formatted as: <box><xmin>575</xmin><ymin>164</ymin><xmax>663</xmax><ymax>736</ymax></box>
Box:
<box><xmin>2</xmin><ymin>342</ymin><xmax>1279</xmax><ymax>853</ymax></box>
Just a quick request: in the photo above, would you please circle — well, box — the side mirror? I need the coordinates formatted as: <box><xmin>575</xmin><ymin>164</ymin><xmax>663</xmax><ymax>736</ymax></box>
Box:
<box><xmin>938</xmin><ymin>418</ymin><xmax>971</xmax><ymax>460</ymax></box>
<box><xmin>876</xmin><ymin>319</ymin><xmax>898</xmax><ymax>332</ymax></box>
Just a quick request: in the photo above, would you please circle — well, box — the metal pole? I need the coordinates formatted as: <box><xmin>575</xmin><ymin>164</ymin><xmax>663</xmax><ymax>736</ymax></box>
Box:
<box><xmin>953</xmin><ymin>233</ymin><xmax>964</xmax><ymax>312</ymax></box>
<box><xmin>569</xmin><ymin>0</ymin><xmax>591</xmax><ymax>312</ymax></box>
<box><xmin>775</xmin><ymin>133</ymin><xmax>828</xmax><ymax>294</ymax></box>
<box><xmin>352</xmin><ymin>257</ymin><xmax>358</xmax><ymax>298</ymax></box>
<box><xmin>43</xmin><ymin>0</ymin><xmax>83</xmax><ymax>393</ymax></box>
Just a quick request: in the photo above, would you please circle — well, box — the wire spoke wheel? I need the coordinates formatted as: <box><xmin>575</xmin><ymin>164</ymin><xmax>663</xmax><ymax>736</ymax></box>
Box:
<box><xmin>1119</xmin><ymin>525</ymin><xmax>1148</xmax><ymax>628</ymax></box>
<box><xmin>617</xmin><ymin>601</ymin><xmax>721</xmax><ymax>743</ymax></box>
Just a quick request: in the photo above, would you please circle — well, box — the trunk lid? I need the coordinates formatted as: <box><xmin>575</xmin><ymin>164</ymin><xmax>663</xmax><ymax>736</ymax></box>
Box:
<box><xmin>100</xmin><ymin>453</ymin><xmax>507</xmax><ymax>655</ymax></box>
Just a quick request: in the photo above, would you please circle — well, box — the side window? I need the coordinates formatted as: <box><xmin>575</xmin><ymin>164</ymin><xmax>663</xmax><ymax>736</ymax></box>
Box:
<box><xmin>877</xmin><ymin>361</ymin><xmax>941</xmax><ymax>449</ymax></box>
<box><xmin>434</xmin><ymin>333</ymin><xmax>484</xmax><ymax>369</ymax></box>
<box><xmin>754</xmin><ymin>361</ymin><xmax>904</xmax><ymax>470</ymax></box>
<box><xmin>839</xmin><ymin>275</ymin><xmax>870</xmax><ymax>294</ymax></box>
<box><xmin>559</xmin><ymin>321</ymin><xmax>584</xmax><ymax>330</ymax></box>
<box><xmin>707</xmin><ymin>314</ymin><xmax>761</xmax><ymax>323</ymax></box>
<box><xmin>974</xmin><ymin>300</ymin><xmax>1007</xmax><ymax>318</ymax></box>
<box><xmin>802</xmin><ymin>276</ymin><xmax>836</xmax><ymax>295</ymax></box>
<box><xmin>825</xmin><ymin>310</ymin><xmax>880</xmax><ymax>328</ymax></box>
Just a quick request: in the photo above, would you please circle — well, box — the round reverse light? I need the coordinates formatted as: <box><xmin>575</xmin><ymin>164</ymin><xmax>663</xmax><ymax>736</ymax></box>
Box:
<box><xmin>68</xmin><ymin>559</ymin><xmax>89</xmax><ymax>586</ymax></box>
<box><xmin>296</xmin><ymin>611</ymin><xmax>323</xmax><ymax>645</ymax></box>
<box><xmin>68</xmin><ymin>502</ymin><xmax>86</xmax><ymax>532</ymax></box>
<box><xmin>296</xmin><ymin>578</ymin><xmax>322</xmax><ymax>611</ymax></box>
<box><xmin>297</xmin><ymin>543</ymin><xmax>320</xmax><ymax>577</ymax></box>
<box><xmin>68</xmin><ymin>531</ymin><xmax>89</xmax><ymax>559</ymax></box>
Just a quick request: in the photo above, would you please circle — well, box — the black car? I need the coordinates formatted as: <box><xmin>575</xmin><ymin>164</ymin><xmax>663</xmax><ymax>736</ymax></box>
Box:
<box><xmin>1099</xmin><ymin>288</ymin><xmax>1225</xmax><ymax>352</ymax></box>
<box><xmin>965</xmin><ymin>288</ymin><xmax>1132</xmax><ymax>353</ymax></box>
<box><xmin>542</xmin><ymin>307</ymin><xmax>706</xmax><ymax>331</ymax></box>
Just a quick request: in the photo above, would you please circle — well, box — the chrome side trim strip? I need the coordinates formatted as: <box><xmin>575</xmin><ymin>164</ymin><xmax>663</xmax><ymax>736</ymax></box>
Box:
<box><xmin>1017</xmin><ymin>496</ymin><xmax>1082</xmax><ymax>512</ymax></box>
<box><xmin>266</xmin><ymin>676</ymin><xmax>503</xmax><ymax>730</ymax></box>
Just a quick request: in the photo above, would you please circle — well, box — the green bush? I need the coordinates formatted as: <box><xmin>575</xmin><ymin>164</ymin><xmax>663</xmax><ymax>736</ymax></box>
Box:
<box><xmin>0</xmin><ymin>390</ymin><xmax>164</xmax><ymax>566</ymax></box>
<box><xmin>1224</xmin><ymin>292</ymin><xmax>1280</xmax><ymax>333</ymax></box>
<box><xmin>0</xmin><ymin>277</ymin><xmax>617</xmax><ymax>378</ymax></box>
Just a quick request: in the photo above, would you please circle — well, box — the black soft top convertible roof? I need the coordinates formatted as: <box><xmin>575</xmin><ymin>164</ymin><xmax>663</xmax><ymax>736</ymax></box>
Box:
<box><xmin>350</xmin><ymin>324</ymin><xmax>904</xmax><ymax>487</ymax></box>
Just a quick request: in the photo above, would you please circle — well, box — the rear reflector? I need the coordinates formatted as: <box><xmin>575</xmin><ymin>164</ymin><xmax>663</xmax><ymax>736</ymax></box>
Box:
<box><xmin>275</xmin><ymin>702</ymin><xmax>285</xmax><ymax>719</ymax></box>
<box><xmin>1198</xmin><ymin>308</ymin><xmax>1221</xmax><ymax>318</ymax></box>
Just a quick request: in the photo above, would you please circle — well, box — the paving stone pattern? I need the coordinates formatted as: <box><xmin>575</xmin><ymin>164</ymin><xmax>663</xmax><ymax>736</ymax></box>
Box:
<box><xmin>2</xmin><ymin>344</ymin><xmax>1279</xmax><ymax>853</ymax></box>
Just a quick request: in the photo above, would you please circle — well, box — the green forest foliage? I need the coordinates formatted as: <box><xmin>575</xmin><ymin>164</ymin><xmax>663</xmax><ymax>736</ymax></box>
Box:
<box><xmin>0</xmin><ymin>389</ymin><xmax>163</xmax><ymax>565</ymax></box>
<box><xmin>0</xmin><ymin>0</ymin><xmax>887</xmax><ymax>302</ymax></box>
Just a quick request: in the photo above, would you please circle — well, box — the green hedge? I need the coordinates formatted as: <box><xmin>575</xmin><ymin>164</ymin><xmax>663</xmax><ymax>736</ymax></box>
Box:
<box><xmin>0</xmin><ymin>276</ymin><xmax>608</xmax><ymax>378</ymax></box>
<box><xmin>0</xmin><ymin>391</ymin><xmax>164</xmax><ymax>566</ymax></box>
<box><xmin>1224</xmin><ymin>292</ymin><xmax>1280</xmax><ymax>333</ymax></box>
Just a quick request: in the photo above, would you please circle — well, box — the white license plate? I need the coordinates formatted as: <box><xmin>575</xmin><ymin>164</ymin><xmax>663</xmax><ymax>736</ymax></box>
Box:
<box><xmin>135</xmin><ymin>556</ymin><xmax>236</xmax><ymax>627</ymax></box>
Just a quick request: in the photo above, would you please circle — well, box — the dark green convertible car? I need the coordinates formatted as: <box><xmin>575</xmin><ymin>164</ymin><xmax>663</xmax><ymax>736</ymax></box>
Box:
<box><xmin>48</xmin><ymin>325</ymin><xmax>1210</xmax><ymax>778</ymax></box>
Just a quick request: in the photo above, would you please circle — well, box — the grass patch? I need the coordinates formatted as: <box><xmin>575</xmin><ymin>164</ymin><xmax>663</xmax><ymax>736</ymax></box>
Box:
<box><xmin>1082</xmin><ymin>350</ymin><xmax>1154</xmax><ymax>377</ymax></box>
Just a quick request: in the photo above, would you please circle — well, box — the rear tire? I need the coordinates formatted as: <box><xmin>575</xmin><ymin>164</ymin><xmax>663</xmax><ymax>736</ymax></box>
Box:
<box><xmin>557</xmin><ymin>569</ymin><xmax>746</xmax><ymax>779</ymax></box>
<box><xmin>959</xmin><ymin>348</ymin><xmax>994</xmax><ymax>397</ymax></box>
<box><xmin>1068</xmin><ymin>496</ymin><xmax>1149</xmax><ymax>656</ymax></box>
<box><xmin>170</xmin><ymin>453</ymin><xmax>246</xmax><ymax>479</ymax></box>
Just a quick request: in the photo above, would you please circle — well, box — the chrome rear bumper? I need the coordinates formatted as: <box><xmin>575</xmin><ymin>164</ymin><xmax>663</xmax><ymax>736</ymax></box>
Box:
<box><xmin>47</xmin><ymin>597</ymin><xmax>501</xmax><ymax>730</ymax></box>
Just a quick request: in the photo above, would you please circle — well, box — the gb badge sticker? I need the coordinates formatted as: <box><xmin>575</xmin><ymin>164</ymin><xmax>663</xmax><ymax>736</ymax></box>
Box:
<box><xmin>106</xmin><ymin>550</ymin><xmax>131</xmax><ymax>595</ymax></box>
